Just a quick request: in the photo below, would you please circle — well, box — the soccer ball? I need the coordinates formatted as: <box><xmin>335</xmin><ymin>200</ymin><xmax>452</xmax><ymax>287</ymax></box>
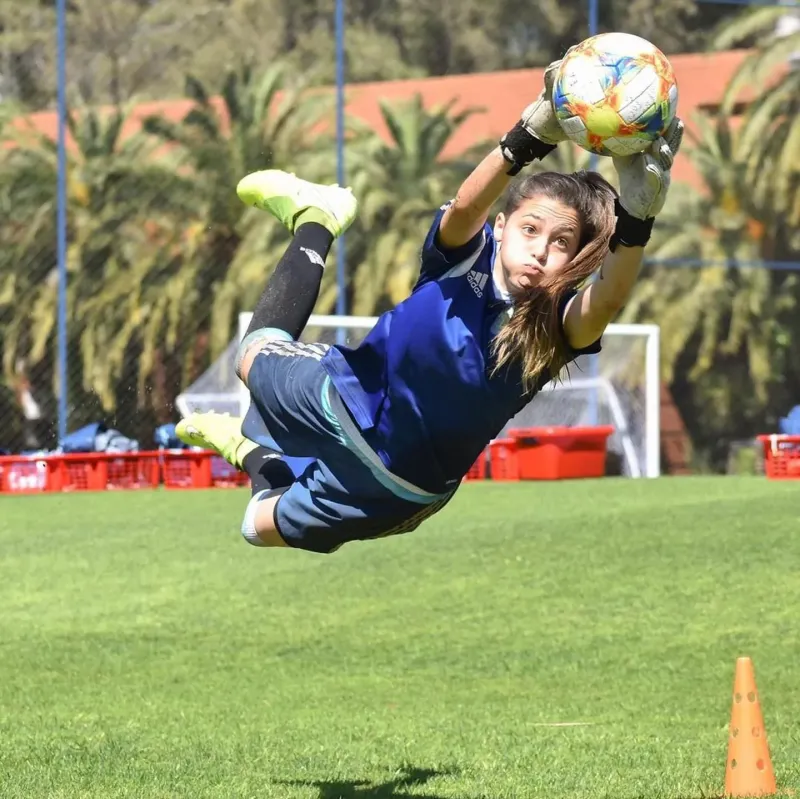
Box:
<box><xmin>552</xmin><ymin>32</ymin><xmax>679</xmax><ymax>157</ymax></box>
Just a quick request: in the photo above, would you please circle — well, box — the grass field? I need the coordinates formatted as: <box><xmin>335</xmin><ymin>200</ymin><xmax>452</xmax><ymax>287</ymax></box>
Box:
<box><xmin>1</xmin><ymin>477</ymin><xmax>798</xmax><ymax>798</ymax></box>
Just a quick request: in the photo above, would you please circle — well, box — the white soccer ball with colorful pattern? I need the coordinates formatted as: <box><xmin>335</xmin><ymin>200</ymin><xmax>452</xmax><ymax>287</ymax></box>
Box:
<box><xmin>552</xmin><ymin>33</ymin><xmax>679</xmax><ymax>157</ymax></box>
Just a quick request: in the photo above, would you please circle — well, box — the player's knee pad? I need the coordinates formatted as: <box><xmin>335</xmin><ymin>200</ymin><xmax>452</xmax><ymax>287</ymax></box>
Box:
<box><xmin>234</xmin><ymin>327</ymin><xmax>294</xmax><ymax>381</ymax></box>
<box><xmin>241</xmin><ymin>487</ymin><xmax>288</xmax><ymax>547</ymax></box>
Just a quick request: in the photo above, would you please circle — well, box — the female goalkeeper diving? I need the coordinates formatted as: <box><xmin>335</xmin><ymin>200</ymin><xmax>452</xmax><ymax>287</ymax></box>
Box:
<box><xmin>178</xmin><ymin>60</ymin><xmax>683</xmax><ymax>554</ymax></box>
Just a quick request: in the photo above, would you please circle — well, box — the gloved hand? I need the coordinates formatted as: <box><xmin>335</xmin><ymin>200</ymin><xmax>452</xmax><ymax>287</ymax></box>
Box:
<box><xmin>516</xmin><ymin>59</ymin><xmax>570</xmax><ymax>147</ymax></box>
<box><xmin>613</xmin><ymin>117</ymin><xmax>684</xmax><ymax>220</ymax></box>
<box><xmin>499</xmin><ymin>57</ymin><xmax>570</xmax><ymax>174</ymax></box>
<box><xmin>607</xmin><ymin>116</ymin><xmax>684</xmax><ymax>251</ymax></box>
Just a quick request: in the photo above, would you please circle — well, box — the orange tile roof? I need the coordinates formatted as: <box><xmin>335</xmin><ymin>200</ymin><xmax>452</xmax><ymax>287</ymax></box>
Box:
<box><xmin>11</xmin><ymin>49</ymin><xmax>755</xmax><ymax>190</ymax></box>
<box><xmin>336</xmin><ymin>49</ymin><xmax>754</xmax><ymax>189</ymax></box>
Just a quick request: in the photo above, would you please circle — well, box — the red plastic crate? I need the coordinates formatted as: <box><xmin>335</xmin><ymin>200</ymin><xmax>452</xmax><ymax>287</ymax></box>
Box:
<box><xmin>105</xmin><ymin>454</ymin><xmax>160</xmax><ymax>490</ymax></box>
<box><xmin>758</xmin><ymin>434</ymin><xmax>800</xmax><ymax>480</ymax></box>
<box><xmin>508</xmin><ymin>425</ymin><xmax>614</xmax><ymax>480</ymax></box>
<box><xmin>0</xmin><ymin>456</ymin><xmax>53</xmax><ymax>494</ymax></box>
<box><xmin>209</xmin><ymin>455</ymin><xmax>250</xmax><ymax>488</ymax></box>
<box><xmin>489</xmin><ymin>438</ymin><xmax>520</xmax><ymax>481</ymax></box>
<box><xmin>60</xmin><ymin>455</ymin><xmax>108</xmax><ymax>491</ymax></box>
<box><xmin>161</xmin><ymin>451</ymin><xmax>213</xmax><ymax>489</ymax></box>
<box><xmin>0</xmin><ymin>450</ymin><xmax>247</xmax><ymax>493</ymax></box>
<box><xmin>161</xmin><ymin>451</ymin><xmax>249</xmax><ymax>489</ymax></box>
<box><xmin>55</xmin><ymin>453</ymin><xmax>160</xmax><ymax>492</ymax></box>
<box><xmin>463</xmin><ymin>449</ymin><xmax>488</xmax><ymax>481</ymax></box>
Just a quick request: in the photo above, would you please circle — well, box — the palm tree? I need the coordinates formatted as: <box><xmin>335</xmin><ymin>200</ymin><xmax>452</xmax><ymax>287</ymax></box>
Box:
<box><xmin>0</xmin><ymin>64</ymin><xmax>331</xmax><ymax>450</ymax></box>
<box><xmin>0</xmin><ymin>102</ymin><xmax>189</xmax><ymax>447</ymax></box>
<box><xmin>619</xmin><ymin>112</ymin><xmax>800</xmax><ymax>466</ymax></box>
<box><xmin>713</xmin><ymin>8</ymin><xmax>800</xmax><ymax>230</ymax></box>
<box><xmin>343</xmin><ymin>94</ymin><xmax>486</xmax><ymax>315</ymax></box>
<box><xmin>138</xmin><ymin>62</ymin><xmax>332</xmax><ymax>360</ymax></box>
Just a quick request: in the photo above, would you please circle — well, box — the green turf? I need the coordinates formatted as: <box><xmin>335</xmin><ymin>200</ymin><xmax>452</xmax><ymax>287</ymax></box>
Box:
<box><xmin>0</xmin><ymin>477</ymin><xmax>798</xmax><ymax>798</ymax></box>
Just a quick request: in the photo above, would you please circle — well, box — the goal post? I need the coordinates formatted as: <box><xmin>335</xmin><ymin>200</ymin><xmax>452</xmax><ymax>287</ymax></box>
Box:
<box><xmin>175</xmin><ymin>313</ymin><xmax>660</xmax><ymax>478</ymax></box>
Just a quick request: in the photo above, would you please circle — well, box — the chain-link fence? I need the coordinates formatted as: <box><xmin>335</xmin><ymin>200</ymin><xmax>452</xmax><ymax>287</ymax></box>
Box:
<box><xmin>0</xmin><ymin>0</ymin><xmax>798</xmax><ymax>469</ymax></box>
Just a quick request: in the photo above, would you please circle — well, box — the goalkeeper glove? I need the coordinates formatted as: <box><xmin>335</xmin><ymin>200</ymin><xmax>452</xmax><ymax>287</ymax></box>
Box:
<box><xmin>499</xmin><ymin>59</ymin><xmax>569</xmax><ymax>176</ymax></box>
<box><xmin>610</xmin><ymin>117</ymin><xmax>684</xmax><ymax>251</ymax></box>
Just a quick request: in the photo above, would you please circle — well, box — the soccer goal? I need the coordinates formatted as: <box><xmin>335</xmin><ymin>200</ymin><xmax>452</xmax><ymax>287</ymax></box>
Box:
<box><xmin>175</xmin><ymin>313</ymin><xmax>661</xmax><ymax>478</ymax></box>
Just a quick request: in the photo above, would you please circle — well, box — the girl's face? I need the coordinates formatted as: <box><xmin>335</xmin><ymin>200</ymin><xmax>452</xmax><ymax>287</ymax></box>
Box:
<box><xmin>493</xmin><ymin>194</ymin><xmax>582</xmax><ymax>298</ymax></box>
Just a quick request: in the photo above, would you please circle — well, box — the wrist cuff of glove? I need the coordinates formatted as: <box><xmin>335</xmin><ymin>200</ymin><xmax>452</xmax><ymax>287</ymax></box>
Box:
<box><xmin>499</xmin><ymin>122</ymin><xmax>557</xmax><ymax>176</ymax></box>
<box><xmin>609</xmin><ymin>199</ymin><xmax>655</xmax><ymax>252</ymax></box>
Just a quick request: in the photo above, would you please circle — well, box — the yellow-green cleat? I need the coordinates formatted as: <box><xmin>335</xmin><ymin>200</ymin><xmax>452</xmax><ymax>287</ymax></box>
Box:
<box><xmin>176</xmin><ymin>412</ymin><xmax>257</xmax><ymax>470</ymax></box>
<box><xmin>236</xmin><ymin>169</ymin><xmax>357</xmax><ymax>238</ymax></box>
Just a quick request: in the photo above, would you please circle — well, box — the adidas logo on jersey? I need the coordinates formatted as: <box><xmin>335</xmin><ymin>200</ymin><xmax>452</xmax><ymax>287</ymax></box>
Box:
<box><xmin>467</xmin><ymin>269</ymin><xmax>488</xmax><ymax>297</ymax></box>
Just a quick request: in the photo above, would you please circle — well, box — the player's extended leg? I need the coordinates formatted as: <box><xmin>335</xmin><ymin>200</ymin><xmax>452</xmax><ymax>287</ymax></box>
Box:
<box><xmin>176</xmin><ymin>412</ymin><xmax>292</xmax><ymax>547</ymax></box>
<box><xmin>234</xmin><ymin>170</ymin><xmax>357</xmax><ymax>385</ymax></box>
<box><xmin>176</xmin><ymin>171</ymin><xmax>357</xmax><ymax>548</ymax></box>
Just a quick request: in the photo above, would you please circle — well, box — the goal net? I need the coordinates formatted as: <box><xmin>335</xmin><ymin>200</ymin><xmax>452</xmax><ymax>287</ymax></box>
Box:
<box><xmin>176</xmin><ymin>313</ymin><xmax>660</xmax><ymax>478</ymax></box>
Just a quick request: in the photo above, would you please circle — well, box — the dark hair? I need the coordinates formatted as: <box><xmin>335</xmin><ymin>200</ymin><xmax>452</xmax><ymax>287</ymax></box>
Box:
<box><xmin>491</xmin><ymin>170</ymin><xmax>617</xmax><ymax>390</ymax></box>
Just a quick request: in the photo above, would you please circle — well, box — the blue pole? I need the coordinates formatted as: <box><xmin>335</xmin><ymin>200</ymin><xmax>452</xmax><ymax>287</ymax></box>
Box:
<box><xmin>334</xmin><ymin>0</ymin><xmax>346</xmax><ymax>345</ymax></box>
<box><xmin>587</xmin><ymin>0</ymin><xmax>600</xmax><ymax>426</ymax></box>
<box><xmin>587</xmin><ymin>0</ymin><xmax>599</xmax><ymax>173</ymax></box>
<box><xmin>588</xmin><ymin>0</ymin><xmax>599</xmax><ymax>42</ymax></box>
<box><xmin>56</xmin><ymin>0</ymin><xmax>68</xmax><ymax>442</ymax></box>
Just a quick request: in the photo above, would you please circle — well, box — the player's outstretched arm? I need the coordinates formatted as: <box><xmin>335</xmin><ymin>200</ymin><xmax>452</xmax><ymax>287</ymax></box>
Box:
<box><xmin>564</xmin><ymin>118</ymin><xmax>684</xmax><ymax>349</ymax></box>
<box><xmin>437</xmin><ymin>62</ymin><xmax>568</xmax><ymax>250</ymax></box>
